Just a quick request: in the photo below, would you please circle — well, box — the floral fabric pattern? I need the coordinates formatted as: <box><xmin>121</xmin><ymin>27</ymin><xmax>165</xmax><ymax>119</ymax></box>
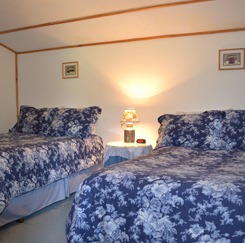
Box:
<box><xmin>66</xmin><ymin>146</ymin><xmax>245</xmax><ymax>243</ymax></box>
<box><xmin>156</xmin><ymin>110</ymin><xmax>245</xmax><ymax>151</ymax></box>
<box><xmin>156</xmin><ymin>110</ymin><xmax>225</xmax><ymax>150</ymax></box>
<box><xmin>222</xmin><ymin>110</ymin><xmax>245</xmax><ymax>150</ymax></box>
<box><xmin>9</xmin><ymin>105</ymin><xmax>102</xmax><ymax>138</ymax></box>
<box><xmin>0</xmin><ymin>133</ymin><xmax>104</xmax><ymax>214</ymax></box>
<box><xmin>9</xmin><ymin>106</ymin><xmax>58</xmax><ymax>135</ymax></box>
<box><xmin>46</xmin><ymin>106</ymin><xmax>101</xmax><ymax>138</ymax></box>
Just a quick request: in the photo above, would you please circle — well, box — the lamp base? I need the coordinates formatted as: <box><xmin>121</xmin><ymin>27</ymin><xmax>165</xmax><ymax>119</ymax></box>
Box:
<box><xmin>124</xmin><ymin>130</ymin><xmax>135</xmax><ymax>143</ymax></box>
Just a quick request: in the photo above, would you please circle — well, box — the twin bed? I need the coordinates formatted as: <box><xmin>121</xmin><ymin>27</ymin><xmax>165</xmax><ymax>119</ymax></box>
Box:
<box><xmin>0</xmin><ymin>105</ymin><xmax>104</xmax><ymax>226</ymax></box>
<box><xmin>66</xmin><ymin>109</ymin><xmax>245</xmax><ymax>242</ymax></box>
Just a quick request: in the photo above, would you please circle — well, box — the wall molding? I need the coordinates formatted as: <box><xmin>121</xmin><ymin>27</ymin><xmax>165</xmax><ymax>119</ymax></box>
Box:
<box><xmin>15</xmin><ymin>54</ymin><xmax>19</xmax><ymax>117</ymax></box>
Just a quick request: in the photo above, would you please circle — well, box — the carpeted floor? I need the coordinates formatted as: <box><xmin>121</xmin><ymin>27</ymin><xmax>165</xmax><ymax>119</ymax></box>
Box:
<box><xmin>0</xmin><ymin>193</ymin><xmax>75</xmax><ymax>243</ymax></box>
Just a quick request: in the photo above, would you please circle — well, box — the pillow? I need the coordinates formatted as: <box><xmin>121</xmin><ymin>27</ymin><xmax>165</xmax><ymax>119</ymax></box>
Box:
<box><xmin>9</xmin><ymin>105</ymin><xmax>102</xmax><ymax>138</ymax></box>
<box><xmin>221</xmin><ymin>110</ymin><xmax>245</xmax><ymax>150</ymax></box>
<box><xmin>156</xmin><ymin>110</ymin><xmax>225</xmax><ymax>150</ymax></box>
<box><xmin>46</xmin><ymin>106</ymin><xmax>102</xmax><ymax>138</ymax></box>
<box><xmin>9</xmin><ymin>106</ymin><xmax>58</xmax><ymax>135</ymax></box>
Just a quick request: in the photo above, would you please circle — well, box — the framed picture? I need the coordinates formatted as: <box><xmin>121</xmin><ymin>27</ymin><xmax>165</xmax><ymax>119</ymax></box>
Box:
<box><xmin>62</xmin><ymin>61</ymin><xmax>79</xmax><ymax>78</ymax></box>
<box><xmin>219</xmin><ymin>48</ymin><xmax>245</xmax><ymax>70</ymax></box>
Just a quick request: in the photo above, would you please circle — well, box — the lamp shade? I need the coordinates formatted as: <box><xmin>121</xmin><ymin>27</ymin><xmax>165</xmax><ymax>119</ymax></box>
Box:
<box><xmin>121</xmin><ymin>108</ymin><xmax>139</xmax><ymax>123</ymax></box>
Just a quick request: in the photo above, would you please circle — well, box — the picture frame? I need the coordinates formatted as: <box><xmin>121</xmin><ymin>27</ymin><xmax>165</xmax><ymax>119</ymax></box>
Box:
<box><xmin>219</xmin><ymin>48</ymin><xmax>245</xmax><ymax>70</ymax></box>
<box><xmin>62</xmin><ymin>61</ymin><xmax>79</xmax><ymax>78</ymax></box>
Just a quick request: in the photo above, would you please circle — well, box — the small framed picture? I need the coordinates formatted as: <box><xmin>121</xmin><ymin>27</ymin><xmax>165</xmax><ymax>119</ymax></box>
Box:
<box><xmin>219</xmin><ymin>48</ymin><xmax>245</xmax><ymax>70</ymax></box>
<box><xmin>62</xmin><ymin>61</ymin><xmax>79</xmax><ymax>78</ymax></box>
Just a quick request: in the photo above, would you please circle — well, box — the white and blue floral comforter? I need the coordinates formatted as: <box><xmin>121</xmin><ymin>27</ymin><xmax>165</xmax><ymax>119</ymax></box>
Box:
<box><xmin>66</xmin><ymin>146</ymin><xmax>245</xmax><ymax>243</ymax></box>
<box><xmin>0</xmin><ymin>133</ymin><xmax>104</xmax><ymax>214</ymax></box>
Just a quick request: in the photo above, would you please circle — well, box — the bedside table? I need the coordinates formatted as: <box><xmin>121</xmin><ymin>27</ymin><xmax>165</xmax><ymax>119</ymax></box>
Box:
<box><xmin>104</xmin><ymin>141</ymin><xmax>153</xmax><ymax>167</ymax></box>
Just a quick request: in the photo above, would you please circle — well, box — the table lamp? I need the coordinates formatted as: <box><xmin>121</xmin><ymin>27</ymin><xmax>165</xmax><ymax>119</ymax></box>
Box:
<box><xmin>121</xmin><ymin>108</ymin><xmax>140</xmax><ymax>143</ymax></box>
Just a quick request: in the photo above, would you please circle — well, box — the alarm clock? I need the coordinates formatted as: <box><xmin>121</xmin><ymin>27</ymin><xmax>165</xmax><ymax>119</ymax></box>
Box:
<box><xmin>136</xmin><ymin>139</ymin><xmax>146</xmax><ymax>144</ymax></box>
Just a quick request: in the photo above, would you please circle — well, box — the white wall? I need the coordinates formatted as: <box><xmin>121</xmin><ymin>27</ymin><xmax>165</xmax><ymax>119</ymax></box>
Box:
<box><xmin>0</xmin><ymin>46</ymin><xmax>16</xmax><ymax>132</ymax></box>
<box><xmin>18</xmin><ymin>31</ymin><xmax>245</xmax><ymax>147</ymax></box>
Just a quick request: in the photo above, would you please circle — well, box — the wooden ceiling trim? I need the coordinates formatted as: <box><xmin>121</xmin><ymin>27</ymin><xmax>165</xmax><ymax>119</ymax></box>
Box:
<box><xmin>0</xmin><ymin>43</ymin><xmax>16</xmax><ymax>53</ymax></box>
<box><xmin>15</xmin><ymin>54</ymin><xmax>19</xmax><ymax>117</ymax></box>
<box><xmin>17</xmin><ymin>27</ymin><xmax>245</xmax><ymax>55</ymax></box>
<box><xmin>0</xmin><ymin>0</ymin><xmax>211</xmax><ymax>35</ymax></box>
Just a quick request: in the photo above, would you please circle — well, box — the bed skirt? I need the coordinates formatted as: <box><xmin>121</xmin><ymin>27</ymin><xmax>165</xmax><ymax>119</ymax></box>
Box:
<box><xmin>0</xmin><ymin>164</ymin><xmax>102</xmax><ymax>227</ymax></box>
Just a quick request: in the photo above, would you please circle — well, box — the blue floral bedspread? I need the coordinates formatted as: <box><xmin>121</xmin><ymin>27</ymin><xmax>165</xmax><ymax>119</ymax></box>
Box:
<box><xmin>66</xmin><ymin>146</ymin><xmax>245</xmax><ymax>243</ymax></box>
<box><xmin>0</xmin><ymin>133</ymin><xmax>104</xmax><ymax>214</ymax></box>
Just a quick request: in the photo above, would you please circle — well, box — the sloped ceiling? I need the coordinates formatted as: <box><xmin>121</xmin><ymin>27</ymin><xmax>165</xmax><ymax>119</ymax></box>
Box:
<box><xmin>1</xmin><ymin>0</ymin><xmax>245</xmax><ymax>54</ymax></box>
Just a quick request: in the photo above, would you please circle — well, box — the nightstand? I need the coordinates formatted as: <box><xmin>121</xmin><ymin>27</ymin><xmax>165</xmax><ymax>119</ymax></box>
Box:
<box><xmin>104</xmin><ymin>141</ymin><xmax>153</xmax><ymax>167</ymax></box>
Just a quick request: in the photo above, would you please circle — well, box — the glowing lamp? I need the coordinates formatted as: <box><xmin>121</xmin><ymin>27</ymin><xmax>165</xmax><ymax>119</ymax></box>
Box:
<box><xmin>121</xmin><ymin>108</ymin><xmax>139</xmax><ymax>143</ymax></box>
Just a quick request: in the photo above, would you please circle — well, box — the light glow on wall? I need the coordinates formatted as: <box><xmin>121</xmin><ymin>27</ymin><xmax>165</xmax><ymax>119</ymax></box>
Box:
<box><xmin>117</xmin><ymin>73</ymin><xmax>166</xmax><ymax>98</ymax></box>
